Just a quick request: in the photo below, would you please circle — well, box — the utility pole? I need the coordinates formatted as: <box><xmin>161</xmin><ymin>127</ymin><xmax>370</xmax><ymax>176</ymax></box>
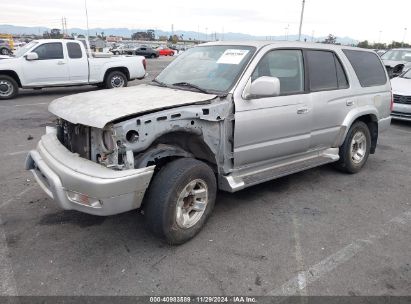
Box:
<box><xmin>284</xmin><ymin>25</ymin><xmax>289</xmax><ymax>41</ymax></box>
<box><xmin>298</xmin><ymin>0</ymin><xmax>306</xmax><ymax>41</ymax></box>
<box><xmin>402</xmin><ymin>28</ymin><xmax>407</xmax><ymax>47</ymax></box>
<box><xmin>378</xmin><ymin>30</ymin><xmax>382</xmax><ymax>47</ymax></box>
<box><xmin>84</xmin><ymin>0</ymin><xmax>90</xmax><ymax>39</ymax></box>
<box><xmin>62</xmin><ymin>17</ymin><xmax>65</xmax><ymax>36</ymax></box>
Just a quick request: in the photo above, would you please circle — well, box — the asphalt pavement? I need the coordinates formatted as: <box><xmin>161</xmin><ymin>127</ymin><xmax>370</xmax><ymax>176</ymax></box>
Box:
<box><xmin>0</xmin><ymin>55</ymin><xmax>410</xmax><ymax>296</ymax></box>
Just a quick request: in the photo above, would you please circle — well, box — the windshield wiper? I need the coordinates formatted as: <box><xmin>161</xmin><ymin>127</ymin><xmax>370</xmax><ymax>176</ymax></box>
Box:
<box><xmin>151</xmin><ymin>78</ymin><xmax>168</xmax><ymax>87</ymax></box>
<box><xmin>172</xmin><ymin>82</ymin><xmax>210</xmax><ymax>94</ymax></box>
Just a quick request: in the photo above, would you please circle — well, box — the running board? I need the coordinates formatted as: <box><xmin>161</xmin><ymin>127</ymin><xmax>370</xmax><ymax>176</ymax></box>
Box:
<box><xmin>219</xmin><ymin>148</ymin><xmax>339</xmax><ymax>192</ymax></box>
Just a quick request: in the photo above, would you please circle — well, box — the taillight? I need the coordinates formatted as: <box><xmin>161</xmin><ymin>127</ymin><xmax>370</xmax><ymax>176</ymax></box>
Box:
<box><xmin>142</xmin><ymin>58</ymin><xmax>147</xmax><ymax>71</ymax></box>
<box><xmin>390</xmin><ymin>91</ymin><xmax>394</xmax><ymax>112</ymax></box>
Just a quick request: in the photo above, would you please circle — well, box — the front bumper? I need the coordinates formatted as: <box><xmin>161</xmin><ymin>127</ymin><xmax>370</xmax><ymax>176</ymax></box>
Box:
<box><xmin>25</xmin><ymin>133</ymin><xmax>154</xmax><ymax>216</ymax></box>
<box><xmin>391</xmin><ymin>103</ymin><xmax>411</xmax><ymax>121</ymax></box>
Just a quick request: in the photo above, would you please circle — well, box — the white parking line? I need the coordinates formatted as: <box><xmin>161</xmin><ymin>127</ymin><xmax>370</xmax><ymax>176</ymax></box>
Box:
<box><xmin>14</xmin><ymin>102</ymin><xmax>48</xmax><ymax>107</ymax></box>
<box><xmin>6</xmin><ymin>150</ymin><xmax>29</xmax><ymax>156</ymax></box>
<box><xmin>0</xmin><ymin>186</ymin><xmax>35</xmax><ymax>210</ymax></box>
<box><xmin>291</xmin><ymin>214</ymin><xmax>307</xmax><ymax>296</ymax></box>
<box><xmin>0</xmin><ymin>217</ymin><xmax>18</xmax><ymax>296</ymax></box>
<box><xmin>268</xmin><ymin>210</ymin><xmax>411</xmax><ymax>296</ymax></box>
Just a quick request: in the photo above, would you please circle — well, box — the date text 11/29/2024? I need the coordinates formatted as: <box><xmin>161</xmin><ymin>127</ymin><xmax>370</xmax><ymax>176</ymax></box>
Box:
<box><xmin>149</xmin><ymin>296</ymin><xmax>257</xmax><ymax>303</ymax></box>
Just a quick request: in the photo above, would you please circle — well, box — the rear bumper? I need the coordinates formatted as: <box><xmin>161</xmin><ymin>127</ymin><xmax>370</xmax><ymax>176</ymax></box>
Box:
<box><xmin>25</xmin><ymin>134</ymin><xmax>154</xmax><ymax>216</ymax></box>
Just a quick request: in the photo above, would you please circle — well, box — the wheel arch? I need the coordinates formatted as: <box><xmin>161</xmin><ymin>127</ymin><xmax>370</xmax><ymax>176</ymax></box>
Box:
<box><xmin>0</xmin><ymin>70</ymin><xmax>22</xmax><ymax>87</ymax></box>
<box><xmin>103</xmin><ymin>66</ymin><xmax>130</xmax><ymax>82</ymax></box>
<box><xmin>340</xmin><ymin>109</ymin><xmax>378</xmax><ymax>154</ymax></box>
<box><xmin>134</xmin><ymin>131</ymin><xmax>218</xmax><ymax>173</ymax></box>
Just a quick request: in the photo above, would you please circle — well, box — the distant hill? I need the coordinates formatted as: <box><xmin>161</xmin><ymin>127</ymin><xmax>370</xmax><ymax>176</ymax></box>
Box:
<box><xmin>0</xmin><ymin>24</ymin><xmax>359</xmax><ymax>45</ymax></box>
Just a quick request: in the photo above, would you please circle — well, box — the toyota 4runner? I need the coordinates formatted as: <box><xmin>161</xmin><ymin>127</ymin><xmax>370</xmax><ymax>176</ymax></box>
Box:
<box><xmin>26</xmin><ymin>41</ymin><xmax>392</xmax><ymax>244</ymax></box>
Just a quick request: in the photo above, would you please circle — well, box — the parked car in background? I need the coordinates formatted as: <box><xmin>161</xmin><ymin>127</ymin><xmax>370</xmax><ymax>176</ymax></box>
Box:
<box><xmin>0</xmin><ymin>39</ymin><xmax>12</xmax><ymax>55</ymax></box>
<box><xmin>158</xmin><ymin>47</ymin><xmax>175</xmax><ymax>56</ymax></box>
<box><xmin>0</xmin><ymin>39</ymin><xmax>147</xmax><ymax>99</ymax></box>
<box><xmin>26</xmin><ymin>41</ymin><xmax>391</xmax><ymax>244</ymax></box>
<box><xmin>135</xmin><ymin>46</ymin><xmax>159</xmax><ymax>58</ymax></box>
<box><xmin>391</xmin><ymin>68</ymin><xmax>411</xmax><ymax>121</ymax></box>
<box><xmin>381</xmin><ymin>48</ymin><xmax>411</xmax><ymax>78</ymax></box>
<box><xmin>110</xmin><ymin>44</ymin><xmax>138</xmax><ymax>55</ymax></box>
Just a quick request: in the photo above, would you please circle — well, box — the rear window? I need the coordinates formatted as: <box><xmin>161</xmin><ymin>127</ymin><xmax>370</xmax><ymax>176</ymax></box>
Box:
<box><xmin>67</xmin><ymin>42</ymin><xmax>82</xmax><ymax>59</ymax></box>
<box><xmin>342</xmin><ymin>50</ymin><xmax>387</xmax><ymax>87</ymax></box>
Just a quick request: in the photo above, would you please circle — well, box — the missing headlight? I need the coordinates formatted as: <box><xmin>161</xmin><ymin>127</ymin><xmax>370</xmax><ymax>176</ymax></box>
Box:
<box><xmin>102</xmin><ymin>130</ymin><xmax>115</xmax><ymax>150</ymax></box>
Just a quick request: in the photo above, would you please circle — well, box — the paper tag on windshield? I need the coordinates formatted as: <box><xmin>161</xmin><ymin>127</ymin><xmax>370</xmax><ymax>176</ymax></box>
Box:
<box><xmin>217</xmin><ymin>49</ymin><xmax>249</xmax><ymax>64</ymax></box>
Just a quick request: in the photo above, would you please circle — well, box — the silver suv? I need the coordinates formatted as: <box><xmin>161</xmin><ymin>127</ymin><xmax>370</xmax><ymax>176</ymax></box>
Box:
<box><xmin>26</xmin><ymin>41</ymin><xmax>392</xmax><ymax>244</ymax></box>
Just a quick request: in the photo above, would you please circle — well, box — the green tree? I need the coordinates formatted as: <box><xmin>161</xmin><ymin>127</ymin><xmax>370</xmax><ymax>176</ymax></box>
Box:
<box><xmin>322</xmin><ymin>34</ymin><xmax>337</xmax><ymax>44</ymax></box>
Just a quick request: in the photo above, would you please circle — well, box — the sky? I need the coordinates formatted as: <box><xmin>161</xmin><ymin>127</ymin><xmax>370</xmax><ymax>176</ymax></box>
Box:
<box><xmin>1</xmin><ymin>0</ymin><xmax>410</xmax><ymax>43</ymax></box>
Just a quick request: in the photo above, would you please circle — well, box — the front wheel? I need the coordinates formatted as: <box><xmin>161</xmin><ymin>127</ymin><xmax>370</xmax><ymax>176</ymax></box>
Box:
<box><xmin>334</xmin><ymin>121</ymin><xmax>371</xmax><ymax>173</ymax></box>
<box><xmin>144</xmin><ymin>158</ymin><xmax>217</xmax><ymax>245</ymax></box>
<box><xmin>105</xmin><ymin>71</ymin><xmax>128</xmax><ymax>89</ymax></box>
<box><xmin>0</xmin><ymin>75</ymin><xmax>18</xmax><ymax>100</ymax></box>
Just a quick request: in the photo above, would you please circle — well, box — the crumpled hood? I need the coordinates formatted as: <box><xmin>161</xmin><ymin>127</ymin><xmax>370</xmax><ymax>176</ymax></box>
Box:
<box><xmin>391</xmin><ymin>77</ymin><xmax>411</xmax><ymax>95</ymax></box>
<box><xmin>49</xmin><ymin>84</ymin><xmax>217</xmax><ymax>128</ymax></box>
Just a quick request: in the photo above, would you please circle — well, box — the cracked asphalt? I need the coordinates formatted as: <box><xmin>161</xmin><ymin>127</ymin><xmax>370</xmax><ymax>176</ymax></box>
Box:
<box><xmin>0</xmin><ymin>56</ymin><xmax>410</xmax><ymax>296</ymax></box>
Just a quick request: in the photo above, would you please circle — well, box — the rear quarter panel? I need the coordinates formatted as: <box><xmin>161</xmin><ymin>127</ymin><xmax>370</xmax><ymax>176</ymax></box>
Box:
<box><xmin>88</xmin><ymin>55</ymin><xmax>145</xmax><ymax>83</ymax></box>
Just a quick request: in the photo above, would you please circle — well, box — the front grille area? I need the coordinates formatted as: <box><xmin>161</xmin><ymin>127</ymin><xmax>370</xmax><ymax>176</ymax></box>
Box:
<box><xmin>393</xmin><ymin>94</ymin><xmax>411</xmax><ymax>105</ymax></box>
<box><xmin>57</xmin><ymin>120</ymin><xmax>91</xmax><ymax>159</ymax></box>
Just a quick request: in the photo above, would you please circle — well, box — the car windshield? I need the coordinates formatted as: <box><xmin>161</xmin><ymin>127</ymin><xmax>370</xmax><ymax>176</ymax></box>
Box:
<box><xmin>401</xmin><ymin>69</ymin><xmax>411</xmax><ymax>79</ymax></box>
<box><xmin>14</xmin><ymin>41</ymin><xmax>38</xmax><ymax>57</ymax></box>
<box><xmin>155</xmin><ymin>45</ymin><xmax>256</xmax><ymax>93</ymax></box>
<box><xmin>381</xmin><ymin>50</ymin><xmax>411</xmax><ymax>61</ymax></box>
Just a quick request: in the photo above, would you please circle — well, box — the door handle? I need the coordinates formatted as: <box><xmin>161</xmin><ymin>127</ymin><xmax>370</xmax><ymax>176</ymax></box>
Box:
<box><xmin>297</xmin><ymin>107</ymin><xmax>310</xmax><ymax>114</ymax></box>
<box><xmin>346</xmin><ymin>100</ymin><xmax>354</xmax><ymax>106</ymax></box>
<box><xmin>57</xmin><ymin>61</ymin><xmax>66</xmax><ymax>65</ymax></box>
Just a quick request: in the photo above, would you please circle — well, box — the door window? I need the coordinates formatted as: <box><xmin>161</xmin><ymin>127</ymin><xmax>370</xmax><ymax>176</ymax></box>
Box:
<box><xmin>33</xmin><ymin>43</ymin><xmax>63</xmax><ymax>60</ymax></box>
<box><xmin>67</xmin><ymin>42</ymin><xmax>82</xmax><ymax>59</ymax></box>
<box><xmin>252</xmin><ymin>50</ymin><xmax>305</xmax><ymax>95</ymax></box>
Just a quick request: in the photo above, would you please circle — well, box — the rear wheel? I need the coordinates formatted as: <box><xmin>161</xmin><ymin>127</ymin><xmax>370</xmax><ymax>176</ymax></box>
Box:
<box><xmin>105</xmin><ymin>71</ymin><xmax>128</xmax><ymax>89</ymax></box>
<box><xmin>0</xmin><ymin>75</ymin><xmax>18</xmax><ymax>100</ymax></box>
<box><xmin>334</xmin><ymin>121</ymin><xmax>371</xmax><ymax>173</ymax></box>
<box><xmin>144</xmin><ymin>158</ymin><xmax>216</xmax><ymax>245</ymax></box>
<box><xmin>150</xmin><ymin>53</ymin><xmax>156</xmax><ymax>58</ymax></box>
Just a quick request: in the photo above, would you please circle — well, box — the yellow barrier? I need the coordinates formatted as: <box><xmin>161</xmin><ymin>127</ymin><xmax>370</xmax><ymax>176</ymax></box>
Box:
<box><xmin>0</xmin><ymin>34</ymin><xmax>14</xmax><ymax>49</ymax></box>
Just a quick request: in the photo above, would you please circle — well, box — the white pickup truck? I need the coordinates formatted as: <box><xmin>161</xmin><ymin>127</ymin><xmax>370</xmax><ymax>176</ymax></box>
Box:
<box><xmin>0</xmin><ymin>39</ymin><xmax>147</xmax><ymax>99</ymax></box>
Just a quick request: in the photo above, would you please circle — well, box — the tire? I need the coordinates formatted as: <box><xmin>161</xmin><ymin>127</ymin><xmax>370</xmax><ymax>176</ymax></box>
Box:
<box><xmin>0</xmin><ymin>48</ymin><xmax>10</xmax><ymax>55</ymax></box>
<box><xmin>150</xmin><ymin>53</ymin><xmax>156</xmax><ymax>58</ymax></box>
<box><xmin>144</xmin><ymin>158</ymin><xmax>217</xmax><ymax>245</ymax></box>
<box><xmin>0</xmin><ymin>75</ymin><xmax>18</xmax><ymax>100</ymax></box>
<box><xmin>334</xmin><ymin>121</ymin><xmax>371</xmax><ymax>174</ymax></box>
<box><xmin>104</xmin><ymin>71</ymin><xmax>128</xmax><ymax>89</ymax></box>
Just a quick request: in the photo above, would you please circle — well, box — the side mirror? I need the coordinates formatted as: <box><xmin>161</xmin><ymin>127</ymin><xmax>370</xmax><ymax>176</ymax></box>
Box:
<box><xmin>25</xmin><ymin>52</ymin><xmax>38</xmax><ymax>61</ymax></box>
<box><xmin>245</xmin><ymin>76</ymin><xmax>281</xmax><ymax>99</ymax></box>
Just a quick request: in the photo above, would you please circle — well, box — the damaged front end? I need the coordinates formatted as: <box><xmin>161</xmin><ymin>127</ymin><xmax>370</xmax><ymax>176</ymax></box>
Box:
<box><xmin>26</xmin><ymin>93</ymin><xmax>233</xmax><ymax>216</ymax></box>
<box><xmin>56</xmin><ymin>119</ymin><xmax>135</xmax><ymax>170</ymax></box>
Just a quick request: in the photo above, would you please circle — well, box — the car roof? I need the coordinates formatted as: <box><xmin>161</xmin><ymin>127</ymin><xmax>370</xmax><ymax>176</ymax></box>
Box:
<box><xmin>201</xmin><ymin>40</ymin><xmax>371</xmax><ymax>52</ymax></box>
